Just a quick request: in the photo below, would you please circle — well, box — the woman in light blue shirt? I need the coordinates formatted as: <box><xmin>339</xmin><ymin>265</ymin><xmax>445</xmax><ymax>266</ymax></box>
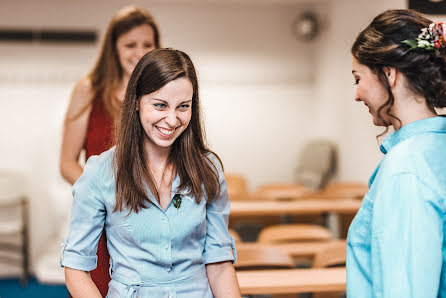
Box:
<box><xmin>348</xmin><ymin>9</ymin><xmax>446</xmax><ymax>297</ymax></box>
<box><xmin>61</xmin><ymin>48</ymin><xmax>241</xmax><ymax>297</ymax></box>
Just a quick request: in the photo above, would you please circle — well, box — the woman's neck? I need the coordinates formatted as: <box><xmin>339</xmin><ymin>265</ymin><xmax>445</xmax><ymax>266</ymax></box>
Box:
<box><xmin>391</xmin><ymin>89</ymin><xmax>438</xmax><ymax>130</ymax></box>
<box><xmin>144</xmin><ymin>141</ymin><xmax>171</xmax><ymax>173</ymax></box>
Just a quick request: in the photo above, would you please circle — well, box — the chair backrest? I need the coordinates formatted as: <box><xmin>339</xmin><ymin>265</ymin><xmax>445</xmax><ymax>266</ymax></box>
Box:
<box><xmin>228</xmin><ymin>228</ymin><xmax>242</xmax><ymax>243</ymax></box>
<box><xmin>234</xmin><ymin>246</ymin><xmax>294</xmax><ymax>270</ymax></box>
<box><xmin>295</xmin><ymin>140</ymin><xmax>337</xmax><ymax>190</ymax></box>
<box><xmin>254</xmin><ymin>183</ymin><xmax>308</xmax><ymax>200</ymax></box>
<box><xmin>225</xmin><ymin>173</ymin><xmax>249</xmax><ymax>200</ymax></box>
<box><xmin>257</xmin><ymin>224</ymin><xmax>333</xmax><ymax>244</ymax></box>
<box><xmin>312</xmin><ymin>241</ymin><xmax>347</xmax><ymax>298</ymax></box>
<box><xmin>312</xmin><ymin>241</ymin><xmax>347</xmax><ymax>268</ymax></box>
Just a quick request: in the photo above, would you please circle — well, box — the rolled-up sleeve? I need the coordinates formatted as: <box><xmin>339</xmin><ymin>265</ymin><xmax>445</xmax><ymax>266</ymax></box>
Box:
<box><xmin>60</xmin><ymin>155</ymin><xmax>106</xmax><ymax>271</ymax></box>
<box><xmin>203</xmin><ymin>155</ymin><xmax>237</xmax><ymax>264</ymax></box>
<box><xmin>371</xmin><ymin>173</ymin><xmax>444</xmax><ymax>297</ymax></box>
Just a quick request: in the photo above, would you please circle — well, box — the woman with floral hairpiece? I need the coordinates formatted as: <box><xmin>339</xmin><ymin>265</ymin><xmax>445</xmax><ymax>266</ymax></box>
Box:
<box><xmin>347</xmin><ymin>9</ymin><xmax>446</xmax><ymax>297</ymax></box>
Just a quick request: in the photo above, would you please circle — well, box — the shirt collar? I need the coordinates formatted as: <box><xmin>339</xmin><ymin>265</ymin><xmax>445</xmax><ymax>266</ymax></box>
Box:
<box><xmin>380</xmin><ymin>116</ymin><xmax>446</xmax><ymax>154</ymax></box>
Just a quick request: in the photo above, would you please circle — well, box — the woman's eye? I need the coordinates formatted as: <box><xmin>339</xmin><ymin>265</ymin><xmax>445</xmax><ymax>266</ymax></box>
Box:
<box><xmin>354</xmin><ymin>78</ymin><xmax>360</xmax><ymax>85</ymax></box>
<box><xmin>154</xmin><ymin>103</ymin><xmax>166</xmax><ymax>109</ymax></box>
<box><xmin>144</xmin><ymin>43</ymin><xmax>153</xmax><ymax>48</ymax></box>
<box><xmin>125</xmin><ymin>43</ymin><xmax>136</xmax><ymax>48</ymax></box>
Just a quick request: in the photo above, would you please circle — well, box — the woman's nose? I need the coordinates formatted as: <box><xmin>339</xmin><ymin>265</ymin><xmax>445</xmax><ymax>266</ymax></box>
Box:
<box><xmin>165</xmin><ymin>109</ymin><xmax>177</xmax><ymax>125</ymax></box>
<box><xmin>354</xmin><ymin>91</ymin><xmax>361</xmax><ymax>102</ymax></box>
<box><xmin>136</xmin><ymin>47</ymin><xmax>147</xmax><ymax>59</ymax></box>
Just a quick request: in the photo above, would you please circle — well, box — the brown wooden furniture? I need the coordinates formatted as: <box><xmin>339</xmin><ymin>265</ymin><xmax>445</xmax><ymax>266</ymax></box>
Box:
<box><xmin>257</xmin><ymin>224</ymin><xmax>333</xmax><ymax>243</ymax></box>
<box><xmin>228</xmin><ymin>228</ymin><xmax>242</xmax><ymax>243</ymax></box>
<box><xmin>235</xmin><ymin>246</ymin><xmax>294</xmax><ymax>271</ymax></box>
<box><xmin>313</xmin><ymin>241</ymin><xmax>347</xmax><ymax>268</ymax></box>
<box><xmin>309</xmin><ymin>182</ymin><xmax>368</xmax><ymax>200</ymax></box>
<box><xmin>230</xmin><ymin>199</ymin><xmax>362</xmax><ymax>217</ymax></box>
<box><xmin>237</xmin><ymin>267</ymin><xmax>346</xmax><ymax>295</ymax></box>
<box><xmin>235</xmin><ymin>246</ymin><xmax>297</xmax><ymax>298</ymax></box>
<box><xmin>225</xmin><ymin>173</ymin><xmax>249</xmax><ymax>199</ymax></box>
<box><xmin>236</xmin><ymin>240</ymin><xmax>346</xmax><ymax>261</ymax></box>
<box><xmin>312</xmin><ymin>241</ymin><xmax>347</xmax><ymax>298</ymax></box>
<box><xmin>253</xmin><ymin>183</ymin><xmax>309</xmax><ymax>200</ymax></box>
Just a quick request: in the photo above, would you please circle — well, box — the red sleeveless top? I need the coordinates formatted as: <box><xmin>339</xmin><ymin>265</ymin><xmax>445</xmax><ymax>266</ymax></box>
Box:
<box><xmin>85</xmin><ymin>96</ymin><xmax>114</xmax><ymax>159</ymax></box>
<box><xmin>84</xmin><ymin>96</ymin><xmax>113</xmax><ymax>297</ymax></box>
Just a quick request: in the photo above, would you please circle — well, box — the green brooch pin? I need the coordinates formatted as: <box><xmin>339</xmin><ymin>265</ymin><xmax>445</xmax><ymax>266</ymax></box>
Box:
<box><xmin>173</xmin><ymin>194</ymin><xmax>182</xmax><ymax>210</ymax></box>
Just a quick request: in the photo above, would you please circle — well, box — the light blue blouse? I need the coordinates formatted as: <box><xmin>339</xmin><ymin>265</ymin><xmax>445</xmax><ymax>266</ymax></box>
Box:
<box><xmin>60</xmin><ymin>147</ymin><xmax>236</xmax><ymax>298</ymax></box>
<box><xmin>347</xmin><ymin>116</ymin><xmax>446</xmax><ymax>298</ymax></box>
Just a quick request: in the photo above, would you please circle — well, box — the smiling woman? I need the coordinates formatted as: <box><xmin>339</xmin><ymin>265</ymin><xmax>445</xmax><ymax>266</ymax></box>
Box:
<box><xmin>60</xmin><ymin>48</ymin><xmax>241</xmax><ymax>298</ymax></box>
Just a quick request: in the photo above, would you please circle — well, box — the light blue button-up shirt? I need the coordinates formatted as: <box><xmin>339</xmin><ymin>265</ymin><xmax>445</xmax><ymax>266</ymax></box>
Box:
<box><xmin>60</xmin><ymin>147</ymin><xmax>236</xmax><ymax>298</ymax></box>
<box><xmin>347</xmin><ymin>116</ymin><xmax>446</xmax><ymax>298</ymax></box>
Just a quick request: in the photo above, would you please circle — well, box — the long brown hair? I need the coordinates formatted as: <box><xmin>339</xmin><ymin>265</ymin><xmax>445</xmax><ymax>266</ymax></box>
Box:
<box><xmin>114</xmin><ymin>48</ymin><xmax>222</xmax><ymax>213</ymax></box>
<box><xmin>75</xmin><ymin>6</ymin><xmax>161</xmax><ymax>119</ymax></box>
<box><xmin>352</xmin><ymin>9</ymin><xmax>446</xmax><ymax>135</ymax></box>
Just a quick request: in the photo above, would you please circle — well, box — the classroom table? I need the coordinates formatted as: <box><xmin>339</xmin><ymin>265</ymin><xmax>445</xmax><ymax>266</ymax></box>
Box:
<box><xmin>230</xmin><ymin>199</ymin><xmax>362</xmax><ymax>217</ymax></box>
<box><xmin>237</xmin><ymin>267</ymin><xmax>346</xmax><ymax>295</ymax></box>
<box><xmin>236</xmin><ymin>240</ymin><xmax>346</xmax><ymax>260</ymax></box>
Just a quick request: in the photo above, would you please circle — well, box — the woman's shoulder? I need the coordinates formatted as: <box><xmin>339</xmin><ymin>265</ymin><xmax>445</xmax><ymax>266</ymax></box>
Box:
<box><xmin>205</xmin><ymin>151</ymin><xmax>223</xmax><ymax>173</ymax></box>
<box><xmin>84</xmin><ymin>147</ymin><xmax>116</xmax><ymax>176</ymax></box>
<box><xmin>73</xmin><ymin>77</ymin><xmax>94</xmax><ymax>100</ymax></box>
<box><xmin>379</xmin><ymin>137</ymin><xmax>446</xmax><ymax>197</ymax></box>
<box><xmin>65</xmin><ymin>77</ymin><xmax>95</xmax><ymax>119</ymax></box>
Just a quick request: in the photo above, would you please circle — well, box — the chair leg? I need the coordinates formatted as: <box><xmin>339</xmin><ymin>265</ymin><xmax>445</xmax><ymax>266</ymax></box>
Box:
<box><xmin>20</xmin><ymin>198</ymin><xmax>29</xmax><ymax>286</ymax></box>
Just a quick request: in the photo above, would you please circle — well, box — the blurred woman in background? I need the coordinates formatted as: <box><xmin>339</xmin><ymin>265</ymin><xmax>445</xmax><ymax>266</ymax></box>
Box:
<box><xmin>60</xmin><ymin>6</ymin><xmax>161</xmax><ymax>296</ymax></box>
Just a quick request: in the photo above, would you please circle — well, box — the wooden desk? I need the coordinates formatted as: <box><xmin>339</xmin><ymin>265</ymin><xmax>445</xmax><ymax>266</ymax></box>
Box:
<box><xmin>237</xmin><ymin>267</ymin><xmax>346</xmax><ymax>294</ymax></box>
<box><xmin>230</xmin><ymin>199</ymin><xmax>362</xmax><ymax>217</ymax></box>
<box><xmin>237</xmin><ymin>240</ymin><xmax>346</xmax><ymax>260</ymax></box>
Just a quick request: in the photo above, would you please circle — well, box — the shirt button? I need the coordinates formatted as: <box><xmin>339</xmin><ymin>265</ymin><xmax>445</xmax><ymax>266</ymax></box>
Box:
<box><xmin>161</xmin><ymin>216</ymin><xmax>166</xmax><ymax>221</ymax></box>
<box><xmin>167</xmin><ymin>267</ymin><xmax>171</xmax><ymax>272</ymax></box>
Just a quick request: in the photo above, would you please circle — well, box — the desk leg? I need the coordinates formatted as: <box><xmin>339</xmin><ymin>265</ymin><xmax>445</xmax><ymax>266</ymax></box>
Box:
<box><xmin>328</xmin><ymin>213</ymin><xmax>340</xmax><ymax>240</ymax></box>
<box><xmin>324</xmin><ymin>212</ymin><xmax>340</xmax><ymax>240</ymax></box>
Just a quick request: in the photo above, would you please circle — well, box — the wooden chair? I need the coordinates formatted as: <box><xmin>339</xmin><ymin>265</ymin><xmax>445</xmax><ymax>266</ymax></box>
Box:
<box><xmin>315</xmin><ymin>182</ymin><xmax>368</xmax><ymax>238</ymax></box>
<box><xmin>253</xmin><ymin>183</ymin><xmax>309</xmax><ymax>200</ymax></box>
<box><xmin>312</xmin><ymin>241</ymin><xmax>347</xmax><ymax>298</ymax></box>
<box><xmin>235</xmin><ymin>245</ymin><xmax>294</xmax><ymax>271</ymax></box>
<box><xmin>235</xmin><ymin>246</ymin><xmax>296</xmax><ymax>298</ymax></box>
<box><xmin>225</xmin><ymin>173</ymin><xmax>249</xmax><ymax>200</ymax></box>
<box><xmin>228</xmin><ymin>228</ymin><xmax>242</xmax><ymax>243</ymax></box>
<box><xmin>257</xmin><ymin>224</ymin><xmax>333</xmax><ymax>244</ymax></box>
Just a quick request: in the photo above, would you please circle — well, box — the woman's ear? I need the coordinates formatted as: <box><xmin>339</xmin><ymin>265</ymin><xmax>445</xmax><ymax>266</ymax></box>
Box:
<box><xmin>383</xmin><ymin>66</ymin><xmax>397</xmax><ymax>88</ymax></box>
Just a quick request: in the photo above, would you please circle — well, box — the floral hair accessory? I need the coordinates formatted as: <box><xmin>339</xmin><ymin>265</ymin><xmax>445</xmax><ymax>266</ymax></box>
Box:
<box><xmin>402</xmin><ymin>22</ymin><xmax>446</xmax><ymax>51</ymax></box>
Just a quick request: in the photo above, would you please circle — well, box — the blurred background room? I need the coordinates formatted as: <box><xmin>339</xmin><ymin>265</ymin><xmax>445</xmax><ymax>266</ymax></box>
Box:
<box><xmin>0</xmin><ymin>0</ymin><xmax>444</xmax><ymax>297</ymax></box>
